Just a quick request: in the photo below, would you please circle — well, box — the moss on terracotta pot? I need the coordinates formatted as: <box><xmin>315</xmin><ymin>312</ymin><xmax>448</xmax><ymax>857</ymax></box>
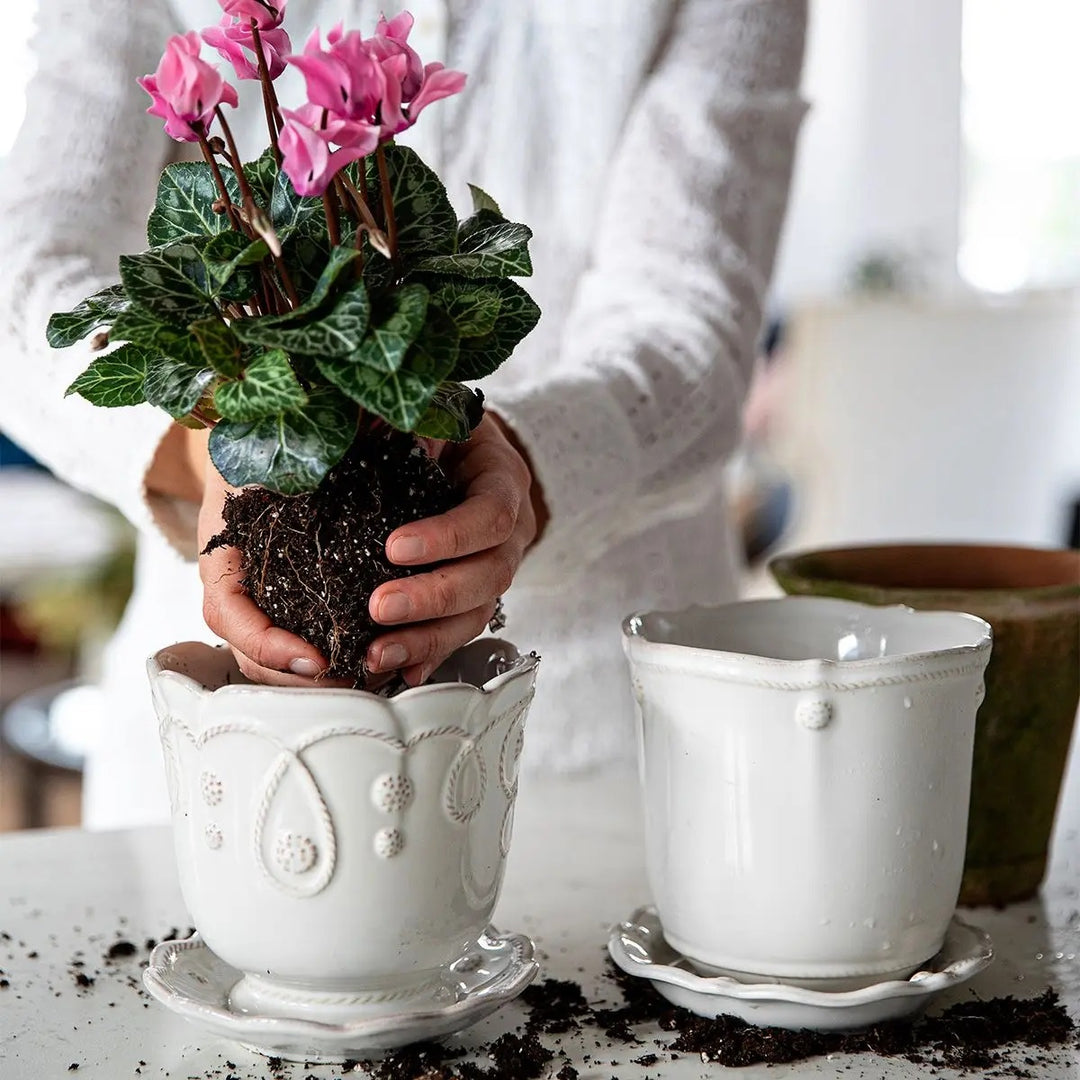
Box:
<box><xmin>769</xmin><ymin>543</ymin><xmax>1080</xmax><ymax>907</ymax></box>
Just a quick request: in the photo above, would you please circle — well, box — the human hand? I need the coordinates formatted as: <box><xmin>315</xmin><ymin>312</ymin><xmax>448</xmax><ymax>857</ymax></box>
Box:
<box><xmin>365</xmin><ymin>413</ymin><xmax>546</xmax><ymax>686</ymax></box>
<box><xmin>197</xmin><ymin>450</ymin><xmax>343</xmax><ymax>687</ymax></box>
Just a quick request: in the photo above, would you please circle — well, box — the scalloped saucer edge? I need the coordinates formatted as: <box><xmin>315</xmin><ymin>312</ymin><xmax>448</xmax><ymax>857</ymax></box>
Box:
<box><xmin>143</xmin><ymin>927</ymin><xmax>538</xmax><ymax>1062</ymax></box>
<box><xmin>608</xmin><ymin>906</ymin><xmax>993</xmax><ymax>1032</ymax></box>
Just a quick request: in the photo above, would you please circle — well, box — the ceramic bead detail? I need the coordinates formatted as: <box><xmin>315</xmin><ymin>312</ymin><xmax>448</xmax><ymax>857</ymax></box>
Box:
<box><xmin>200</xmin><ymin>771</ymin><xmax>224</xmax><ymax>805</ymax></box>
<box><xmin>274</xmin><ymin>832</ymin><xmax>318</xmax><ymax>874</ymax></box>
<box><xmin>796</xmin><ymin>697</ymin><xmax>833</xmax><ymax>730</ymax></box>
<box><xmin>372</xmin><ymin>773</ymin><xmax>415</xmax><ymax>814</ymax></box>
<box><xmin>205</xmin><ymin>824</ymin><xmax>223</xmax><ymax>850</ymax></box>
<box><xmin>373</xmin><ymin>827</ymin><xmax>405</xmax><ymax>859</ymax></box>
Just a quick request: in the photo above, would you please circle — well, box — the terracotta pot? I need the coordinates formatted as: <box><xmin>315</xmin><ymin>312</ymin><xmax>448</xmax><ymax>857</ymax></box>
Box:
<box><xmin>770</xmin><ymin>544</ymin><xmax>1080</xmax><ymax>906</ymax></box>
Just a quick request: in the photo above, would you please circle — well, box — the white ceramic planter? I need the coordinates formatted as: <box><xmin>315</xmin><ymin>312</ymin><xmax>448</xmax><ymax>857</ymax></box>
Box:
<box><xmin>623</xmin><ymin>597</ymin><xmax>991</xmax><ymax>989</ymax></box>
<box><xmin>147</xmin><ymin>638</ymin><xmax>538</xmax><ymax>1021</ymax></box>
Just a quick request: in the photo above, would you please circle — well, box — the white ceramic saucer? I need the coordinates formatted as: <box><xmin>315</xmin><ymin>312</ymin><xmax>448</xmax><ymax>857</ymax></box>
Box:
<box><xmin>608</xmin><ymin>907</ymin><xmax>993</xmax><ymax>1032</ymax></box>
<box><xmin>144</xmin><ymin>928</ymin><xmax>538</xmax><ymax>1062</ymax></box>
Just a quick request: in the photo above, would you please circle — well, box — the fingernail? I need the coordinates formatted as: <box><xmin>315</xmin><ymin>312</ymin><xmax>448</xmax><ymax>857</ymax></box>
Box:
<box><xmin>373</xmin><ymin>643</ymin><xmax>408</xmax><ymax>671</ymax></box>
<box><xmin>289</xmin><ymin>657</ymin><xmax>323</xmax><ymax>677</ymax></box>
<box><xmin>378</xmin><ymin>592</ymin><xmax>412</xmax><ymax>622</ymax></box>
<box><xmin>389</xmin><ymin>535</ymin><xmax>426</xmax><ymax>563</ymax></box>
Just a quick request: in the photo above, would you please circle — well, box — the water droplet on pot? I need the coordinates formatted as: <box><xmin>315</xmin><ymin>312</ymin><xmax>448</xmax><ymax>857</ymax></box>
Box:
<box><xmin>1035</xmin><ymin>952</ymin><xmax>1044</xmax><ymax>960</ymax></box>
<box><xmin>863</xmin><ymin>917</ymin><xmax>877</xmax><ymax>929</ymax></box>
<box><xmin>903</xmin><ymin>696</ymin><xmax>912</xmax><ymax>709</ymax></box>
<box><xmin>932</xmin><ymin>840</ymin><xmax>943</xmax><ymax>857</ymax></box>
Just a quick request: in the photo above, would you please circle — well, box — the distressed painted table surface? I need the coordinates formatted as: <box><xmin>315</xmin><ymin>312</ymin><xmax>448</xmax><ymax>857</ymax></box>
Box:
<box><xmin>1</xmin><ymin>762</ymin><xmax>1079</xmax><ymax>1080</ymax></box>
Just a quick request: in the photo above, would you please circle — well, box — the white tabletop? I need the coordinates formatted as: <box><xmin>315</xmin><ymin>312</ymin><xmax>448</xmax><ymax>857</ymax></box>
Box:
<box><xmin>2</xmin><ymin>767</ymin><xmax>1080</xmax><ymax>1079</ymax></box>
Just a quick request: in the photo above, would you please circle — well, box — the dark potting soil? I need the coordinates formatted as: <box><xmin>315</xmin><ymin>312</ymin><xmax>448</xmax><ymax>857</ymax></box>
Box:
<box><xmin>204</xmin><ymin>427</ymin><xmax>458</xmax><ymax>681</ymax></box>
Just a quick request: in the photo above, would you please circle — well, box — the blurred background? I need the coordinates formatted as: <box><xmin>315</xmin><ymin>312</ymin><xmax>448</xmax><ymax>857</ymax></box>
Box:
<box><xmin>1</xmin><ymin>0</ymin><xmax>1077</xmax><ymax>829</ymax></box>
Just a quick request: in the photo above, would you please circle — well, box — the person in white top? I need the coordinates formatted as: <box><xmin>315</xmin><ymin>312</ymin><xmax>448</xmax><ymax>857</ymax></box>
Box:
<box><xmin>0</xmin><ymin>0</ymin><xmax>807</xmax><ymax>828</ymax></box>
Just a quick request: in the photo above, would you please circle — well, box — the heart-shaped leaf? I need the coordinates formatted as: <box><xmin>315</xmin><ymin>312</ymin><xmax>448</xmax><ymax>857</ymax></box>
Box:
<box><xmin>354</xmin><ymin>147</ymin><xmax>456</xmax><ymax>255</ymax></box>
<box><xmin>413</xmin><ymin>382</ymin><xmax>485</xmax><ymax>441</ymax></box>
<box><xmin>233</xmin><ymin>280</ymin><xmax>370</xmax><ymax>358</ymax></box>
<box><xmin>47</xmin><ymin>284</ymin><xmax>130</xmax><ymax>348</ymax></box>
<box><xmin>110</xmin><ymin>304</ymin><xmax>206</xmax><ymax>368</ymax></box>
<box><xmin>413</xmin><ymin>213</ymin><xmax>533</xmax><ymax>279</ymax></box>
<box><xmin>64</xmin><ymin>344</ymin><xmax>151</xmax><ymax>407</ymax></box>
<box><xmin>319</xmin><ymin>310</ymin><xmax>458</xmax><ymax>430</ymax></box>
<box><xmin>143</xmin><ymin>355</ymin><xmax>215</xmax><ymax>419</ymax></box>
<box><xmin>208</xmin><ymin>385</ymin><xmax>358</xmax><ymax>494</ymax></box>
<box><xmin>119</xmin><ymin>249</ymin><xmax>215</xmax><ymax>326</ymax></box>
<box><xmin>352</xmin><ymin>284</ymin><xmax>429</xmax><ymax>373</ymax></box>
<box><xmin>270</xmin><ymin>165</ymin><xmax>325</xmax><ymax>235</ymax></box>
<box><xmin>214</xmin><ymin>349</ymin><xmax>307</xmax><ymax>421</ymax></box>
<box><xmin>189</xmin><ymin>317</ymin><xmax>244</xmax><ymax>376</ymax></box>
<box><xmin>147</xmin><ymin>162</ymin><xmax>241</xmax><ymax>247</ymax></box>
<box><xmin>428</xmin><ymin>279</ymin><xmax>502</xmax><ymax>337</ymax></box>
<box><xmin>453</xmin><ymin>279</ymin><xmax>541</xmax><ymax>381</ymax></box>
<box><xmin>243</xmin><ymin>147</ymin><xmax>278</xmax><ymax>208</ymax></box>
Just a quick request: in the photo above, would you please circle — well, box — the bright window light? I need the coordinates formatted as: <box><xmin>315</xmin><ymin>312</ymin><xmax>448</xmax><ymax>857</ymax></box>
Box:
<box><xmin>960</xmin><ymin>0</ymin><xmax>1080</xmax><ymax>292</ymax></box>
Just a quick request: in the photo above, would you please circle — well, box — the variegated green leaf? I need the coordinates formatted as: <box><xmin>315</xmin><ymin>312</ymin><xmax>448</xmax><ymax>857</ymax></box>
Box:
<box><xmin>467</xmin><ymin>183</ymin><xmax>502</xmax><ymax>216</ymax></box>
<box><xmin>208</xmin><ymin>385</ymin><xmax>358</xmax><ymax>494</ymax></box>
<box><xmin>243</xmin><ymin>147</ymin><xmax>278</xmax><ymax>208</ymax></box>
<box><xmin>214</xmin><ymin>349</ymin><xmax>307</xmax><ymax>421</ymax></box>
<box><xmin>352</xmin><ymin>284</ymin><xmax>429</xmax><ymax>373</ymax></box>
<box><xmin>46</xmin><ymin>284</ymin><xmax>130</xmax><ymax>348</ymax></box>
<box><xmin>414</xmin><ymin>382</ymin><xmax>485</xmax><ymax>441</ymax></box>
<box><xmin>318</xmin><ymin>310</ymin><xmax>458</xmax><ymax>430</ymax></box>
<box><xmin>271</xmin><ymin>165</ymin><xmax>325</xmax><ymax>234</ymax></box>
<box><xmin>354</xmin><ymin>147</ymin><xmax>456</xmax><ymax>255</ymax></box>
<box><xmin>413</xmin><ymin>213</ymin><xmax>533</xmax><ymax>279</ymax></box>
<box><xmin>190</xmin><ymin>317</ymin><xmax>244</xmax><ymax>376</ymax></box>
<box><xmin>453</xmin><ymin>279</ymin><xmax>541</xmax><ymax>381</ymax></box>
<box><xmin>143</xmin><ymin>354</ymin><xmax>215</xmax><ymax>419</ymax></box>
<box><xmin>109</xmin><ymin>304</ymin><xmax>205</xmax><ymax>368</ymax></box>
<box><xmin>119</xmin><ymin>249</ymin><xmax>214</xmax><ymax>326</ymax></box>
<box><xmin>147</xmin><ymin>162</ymin><xmax>241</xmax><ymax>246</ymax></box>
<box><xmin>64</xmin><ymin>344</ymin><xmax>151</xmax><ymax>407</ymax></box>
<box><xmin>232</xmin><ymin>280</ymin><xmax>370</xmax><ymax>358</ymax></box>
<box><xmin>429</xmin><ymin>279</ymin><xmax>502</xmax><ymax>337</ymax></box>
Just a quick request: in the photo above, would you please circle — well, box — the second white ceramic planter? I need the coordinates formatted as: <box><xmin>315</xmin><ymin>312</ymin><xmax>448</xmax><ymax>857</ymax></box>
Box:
<box><xmin>147</xmin><ymin>638</ymin><xmax>538</xmax><ymax>1021</ymax></box>
<box><xmin>623</xmin><ymin>597</ymin><xmax>991</xmax><ymax>989</ymax></box>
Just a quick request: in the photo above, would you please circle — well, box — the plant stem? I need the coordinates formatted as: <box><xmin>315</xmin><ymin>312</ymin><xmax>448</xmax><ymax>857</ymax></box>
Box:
<box><xmin>215</xmin><ymin>106</ymin><xmax>299</xmax><ymax>310</ymax></box>
<box><xmin>191</xmin><ymin>404</ymin><xmax>218</xmax><ymax>429</ymax></box>
<box><xmin>197</xmin><ymin>132</ymin><xmax>242</xmax><ymax>231</ymax></box>
<box><xmin>250</xmin><ymin>19</ymin><xmax>282</xmax><ymax>164</ymax></box>
<box><xmin>334</xmin><ymin>176</ymin><xmax>363</xmax><ymax>273</ymax></box>
<box><xmin>323</xmin><ymin>190</ymin><xmax>341</xmax><ymax>248</ymax></box>
<box><xmin>337</xmin><ymin>171</ymin><xmax>389</xmax><ymax>253</ymax></box>
<box><xmin>375</xmin><ymin>144</ymin><xmax>398</xmax><ymax>262</ymax></box>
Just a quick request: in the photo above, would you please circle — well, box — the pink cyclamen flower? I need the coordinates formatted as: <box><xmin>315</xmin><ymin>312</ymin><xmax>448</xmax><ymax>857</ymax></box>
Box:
<box><xmin>289</xmin><ymin>25</ymin><xmax>385</xmax><ymax>122</ymax></box>
<box><xmin>381</xmin><ymin>60</ymin><xmax>466</xmax><ymax>138</ymax></box>
<box><xmin>218</xmin><ymin>0</ymin><xmax>288</xmax><ymax>30</ymax></box>
<box><xmin>203</xmin><ymin>16</ymin><xmax>291</xmax><ymax>80</ymax></box>
<box><xmin>368</xmin><ymin>11</ymin><xmax>424</xmax><ymax>99</ymax></box>
<box><xmin>279</xmin><ymin>106</ymin><xmax>377</xmax><ymax>197</ymax></box>
<box><xmin>138</xmin><ymin>32</ymin><xmax>238</xmax><ymax>143</ymax></box>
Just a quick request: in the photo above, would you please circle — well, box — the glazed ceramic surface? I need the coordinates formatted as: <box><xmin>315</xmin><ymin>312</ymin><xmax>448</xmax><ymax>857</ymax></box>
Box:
<box><xmin>147</xmin><ymin>638</ymin><xmax>538</xmax><ymax>1021</ymax></box>
<box><xmin>608</xmin><ymin>906</ymin><xmax>993</xmax><ymax>1031</ymax></box>
<box><xmin>142</xmin><ymin>927</ymin><xmax>538</xmax><ymax>1061</ymax></box>
<box><xmin>771</xmin><ymin>543</ymin><xmax>1080</xmax><ymax>906</ymax></box>
<box><xmin>623</xmin><ymin>597</ymin><xmax>991</xmax><ymax>986</ymax></box>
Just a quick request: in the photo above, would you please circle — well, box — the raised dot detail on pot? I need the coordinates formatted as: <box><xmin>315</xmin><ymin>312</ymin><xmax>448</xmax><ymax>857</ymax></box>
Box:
<box><xmin>371</xmin><ymin>773</ymin><xmax>414</xmax><ymax>814</ymax></box>
<box><xmin>274</xmin><ymin>832</ymin><xmax>318</xmax><ymax>874</ymax></box>
<box><xmin>205</xmin><ymin>824</ymin><xmax>223</xmax><ymax>850</ymax></box>
<box><xmin>200</xmin><ymin>771</ymin><xmax>224</xmax><ymax>806</ymax></box>
<box><xmin>374</xmin><ymin>827</ymin><xmax>405</xmax><ymax>859</ymax></box>
<box><xmin>795</xmin><ymin>697</ymin><xmax>833</xmax><ymax>730</ymax></box>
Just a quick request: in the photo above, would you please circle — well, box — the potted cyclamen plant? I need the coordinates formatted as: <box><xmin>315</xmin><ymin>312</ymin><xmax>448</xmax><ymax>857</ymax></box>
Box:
<box><xmin>46</xmin><ymin>4</ymin><xmax>543</xmax><ymax>1055</ymax></box>
<box><xmin>48</xmin><ymin>0</ymin><xmax>540</xmax><ymax>681</ymax></box>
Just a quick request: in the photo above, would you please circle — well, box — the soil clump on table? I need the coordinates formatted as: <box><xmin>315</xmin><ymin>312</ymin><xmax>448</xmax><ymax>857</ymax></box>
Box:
<box><xmin>205</xmin><ymin>428</ymin><xmax>457</xmax><ymax>681</ymax></box>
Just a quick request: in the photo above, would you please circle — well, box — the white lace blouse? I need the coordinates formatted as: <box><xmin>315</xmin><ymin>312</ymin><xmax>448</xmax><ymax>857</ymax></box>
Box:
<box><xmin>0</xmin><ymin>0</ymin><xmax>807</xmax><ymax>827</ymax></box>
